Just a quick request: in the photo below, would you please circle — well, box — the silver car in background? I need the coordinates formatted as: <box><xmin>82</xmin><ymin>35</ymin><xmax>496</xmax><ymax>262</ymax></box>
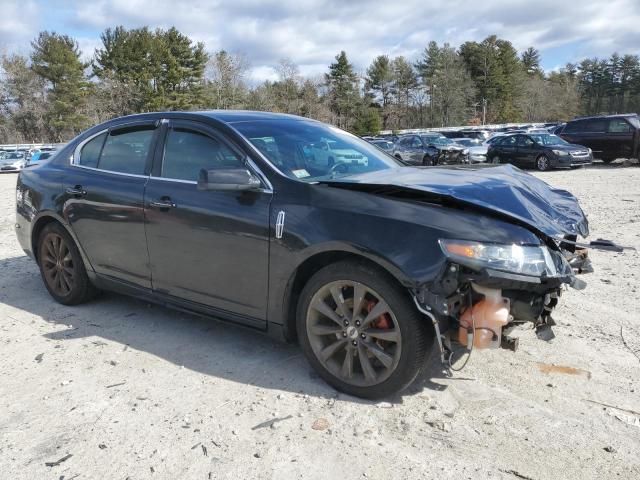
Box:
<box><xmin>0</xmin><ymin>151</ymin><xmax>27</xmax><ymax>172</ymax></box>
<box><xmin>452</xmin><ymin>138</ymin><xmax>487</xmax><ymax>163</ymax></box>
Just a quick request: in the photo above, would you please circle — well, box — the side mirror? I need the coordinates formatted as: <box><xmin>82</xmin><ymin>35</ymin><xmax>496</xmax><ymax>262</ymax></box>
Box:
<box><xmin>197</xmin><ymin>168</ymin><xmax>262</xmax><ymax>192</ymax></box>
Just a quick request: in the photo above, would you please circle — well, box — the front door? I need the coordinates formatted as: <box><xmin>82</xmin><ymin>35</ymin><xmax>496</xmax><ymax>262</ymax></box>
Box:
<box><xmin>143</xmin><ymin>120</ymin><xmax>272</xmax><ymax>324</ymax></box>
<box><xmin>63</xmin><ymin>122</ymin><xmax>158</xmax><ymax>288</ymax></box>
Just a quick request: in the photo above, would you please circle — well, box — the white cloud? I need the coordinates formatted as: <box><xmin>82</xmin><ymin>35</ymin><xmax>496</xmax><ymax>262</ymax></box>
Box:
<box><xmin>2</xmin><ymin>0</ymin><xmax>640</xmax><ymax>81</ymax></box>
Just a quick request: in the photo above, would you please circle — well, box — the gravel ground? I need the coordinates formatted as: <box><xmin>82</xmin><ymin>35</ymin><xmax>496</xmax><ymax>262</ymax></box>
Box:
<box><xmin>0</xmin><ymin>164</ymin><xmax>639</xmax><ymax>480</ymax></box>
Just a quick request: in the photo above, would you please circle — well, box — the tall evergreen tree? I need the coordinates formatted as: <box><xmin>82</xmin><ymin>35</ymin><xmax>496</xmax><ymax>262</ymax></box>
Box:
<box><xmin>325</xmin><ymin>51</ymin><xmax>361</xmax><ymax>130</ymax></box>
<box><xmin>365</xmin><ymin>55</ymin><xmax>394</xmax><ymax>128</ymax></box>
<box><xmin>30</xmin><ymin>31</ymin><xmax>90</xmax><ymax>141</ymax></box>
<box><xmin>521</xmin><ymin>47</ymin><xmax>542</xmax><ymax>76</ymax></box>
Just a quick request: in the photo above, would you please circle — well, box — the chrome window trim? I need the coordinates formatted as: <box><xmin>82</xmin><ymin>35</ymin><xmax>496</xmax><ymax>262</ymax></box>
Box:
<box><xmin>69</xmin><ymin>163</ymin><xmax>150</xmax><ymax>179</ymax></box>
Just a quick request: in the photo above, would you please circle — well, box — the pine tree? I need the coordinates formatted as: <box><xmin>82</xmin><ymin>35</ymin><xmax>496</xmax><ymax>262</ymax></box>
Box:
<box><xmin>365</xmin><ymin>55</ymin><xmax>394</xmax><ymax>128</ymax></box>
<box><xmin>325</xmin><ymin>51</ymin><xmax>360</xmax><ymax>130</ymax></box>
<box><xmin>521</xmin><ymin>47</ymin><xmax>542</xmax><ymax>76</ymax></box>
<box><xmin>31</xmin><ymin>31</ymin><xmax>90</xmax><ymax>141</ymax></box>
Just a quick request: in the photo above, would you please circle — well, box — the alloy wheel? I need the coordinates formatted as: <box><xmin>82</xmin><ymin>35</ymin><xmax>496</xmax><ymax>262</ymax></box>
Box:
<box><xmin>537</xmin><ymin>155</ymin><xmax>550</xmax><ymax>171</ymax></box>
<box><xmin>491</xmin><ymin>155</ymin><xmax>500</xmax><ymax>164</ymax></box>
<box><xmin>306</xmin><ymin>280</ymin><xmax>402</xmax><ymax>387</ymax></box>
<box><xmin>41</xmin><ymin>233</ymin><xmax>75</xmax><ymax>297</ymax></box>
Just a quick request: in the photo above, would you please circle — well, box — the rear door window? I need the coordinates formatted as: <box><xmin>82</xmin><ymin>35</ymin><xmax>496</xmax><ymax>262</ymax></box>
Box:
<box><xmin>498</xmin><ymin>136</ymin><xmax>517</xmax><ymax>146</ymax></box>
<box><xmin>516</xmin><ymin>135</ymin><xmax>534</xmax><ymax>147</ymax></box>
<box><xmin>98</xmin><ymin>127</ymin><xmax>155</xmax><ymax>175</ymax></box>
<box><xmin>162</xmin><ymin>127</ymin><xmax>244</xmax><ymax>182</ymax></box>
<box><xmin>608</xmin><ymin>118</ymin><xmax>632</xmax><ymax>133</ymax></box>
<box><xmin>583</xmin><ymin>119</ymin><xmax>606</xmax><ymax>132</ymax></box>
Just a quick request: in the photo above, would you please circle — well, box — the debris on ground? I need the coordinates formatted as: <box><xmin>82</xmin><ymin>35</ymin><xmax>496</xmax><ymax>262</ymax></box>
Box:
<box><xmin>45</xmin><ymin>454</ymin><xmax>73</xmax><ymax>467</ymax></box>
<box><xmin>311</xmin><ymin>418</ymin><xmax>330</xmax><ymax>431</ymax></box>
<box><xmin>251</xmin><ymin>415</ymin><xmax>293</xmax><ymax>430</ymax></box>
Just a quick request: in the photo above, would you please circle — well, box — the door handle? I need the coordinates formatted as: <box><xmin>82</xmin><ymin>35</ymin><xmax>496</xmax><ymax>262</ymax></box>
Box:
<box><xmin>150</xmin><ymin>199</ymin><xmax>177</xmax><ymax>209</ymax></box>
<box><xmin>66</xmin><ymin>186</ymin><xmax>87</xmax><ymax>196</ymax></box>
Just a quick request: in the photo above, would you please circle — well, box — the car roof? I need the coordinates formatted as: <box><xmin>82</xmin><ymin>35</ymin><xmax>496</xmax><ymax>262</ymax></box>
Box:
<box><xmin>570</xmin><ymin>113</ymin><xmax>638</xmax><ymax>121</ymax></box>
<box><xmin>95</xmin><ymin>110</ymin><xmax>319</xmax><ymax>130</ymax></box>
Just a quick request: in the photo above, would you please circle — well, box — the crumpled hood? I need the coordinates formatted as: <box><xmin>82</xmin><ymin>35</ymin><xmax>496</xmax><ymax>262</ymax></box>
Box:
<box><xmin>323</xmin><ymin>164</ymin><xmax>589</xmax><ymax>239</ymax></box>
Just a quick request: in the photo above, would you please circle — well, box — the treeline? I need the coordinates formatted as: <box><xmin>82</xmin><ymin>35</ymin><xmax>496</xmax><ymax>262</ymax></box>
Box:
<box><xmin>1</xmin><ymin>27</ymin><xmax>640</xmax><ymax>143</ymax></box>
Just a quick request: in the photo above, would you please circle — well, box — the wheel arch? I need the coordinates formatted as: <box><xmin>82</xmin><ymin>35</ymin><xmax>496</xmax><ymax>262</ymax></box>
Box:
<box><xmin>30</xmin><ymin>213</ymin><xmax>94</xmax><ymax>274</ymax></box>
<box><xmin>280</xmin><ymin>249</ymin><xmax>414</xmax><ymax>343</ymax></box>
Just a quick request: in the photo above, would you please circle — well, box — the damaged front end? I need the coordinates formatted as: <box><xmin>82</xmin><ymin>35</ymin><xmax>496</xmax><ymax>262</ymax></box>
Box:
<box><xmin>413</xmin><ymin>236</ymin><xmax>593</xmax><ymax>368</ymax></box>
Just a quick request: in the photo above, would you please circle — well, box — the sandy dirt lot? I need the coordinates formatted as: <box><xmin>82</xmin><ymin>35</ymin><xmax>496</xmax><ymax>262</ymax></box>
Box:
<box><xmin>0</xmin><ymin>164</ymin><xmax>639</xmax><ymax>480</ymax></box>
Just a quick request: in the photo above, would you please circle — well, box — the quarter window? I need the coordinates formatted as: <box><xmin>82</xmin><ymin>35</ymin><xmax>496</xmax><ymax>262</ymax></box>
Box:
<box><xmin>98</xmin><ymin>127</ymin><xmax>154</xmax><ymax>175</ymax></box>
<box><xmin>79</xmin><ymin>132</ymin><xmax>107</xmax><ymax>168</ymax></box>
<box><xmin>608</xmin><ymin>119</ymin><xmax>631</xmax><ymax>133</ymax></box>
<box><xmin>162</xmin><ymin>128</ymin><xmax>244</xmax><ymax>181</ymax></box>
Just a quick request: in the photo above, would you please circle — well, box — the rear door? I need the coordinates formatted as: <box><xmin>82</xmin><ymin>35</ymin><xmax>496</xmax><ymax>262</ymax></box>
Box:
<box><xmin>143</xmin><ymin>119</ymin><xmax>272</xmax><ymax>325</ymax></box>
<box><xmin>63</xmin><ymin>121</ymin><xmax>158</xmax><ymax>288</ymax></box>
<box><xmin>515</xmin><ymin>135</ymin><xmax>538</xmax><ymax>167</ymax></box>
<box><xmin>492</xmin><ymin>135</ymin><xmax>517</xmax><ymax>163</ymax></box>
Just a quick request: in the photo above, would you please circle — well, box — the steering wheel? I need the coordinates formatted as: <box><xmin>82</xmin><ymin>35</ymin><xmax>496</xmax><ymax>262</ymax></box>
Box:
<box><xmin>329</xmin><ymin>162</ymin><xmax>349</xmax><ymax>178</ymax></box>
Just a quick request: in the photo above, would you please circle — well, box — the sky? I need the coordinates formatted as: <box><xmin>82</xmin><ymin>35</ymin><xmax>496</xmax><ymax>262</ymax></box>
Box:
<box><xmin>1</xmin><ymin>0</ymin><xmax>640</xmax><ymax>83</ymax></box>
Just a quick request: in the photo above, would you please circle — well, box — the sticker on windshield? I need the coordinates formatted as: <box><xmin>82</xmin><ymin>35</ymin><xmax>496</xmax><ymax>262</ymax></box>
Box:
<box><xmin>292</xmin><ymin>169</ymin><xmax>311</xmax><ymax>178</ymax></box>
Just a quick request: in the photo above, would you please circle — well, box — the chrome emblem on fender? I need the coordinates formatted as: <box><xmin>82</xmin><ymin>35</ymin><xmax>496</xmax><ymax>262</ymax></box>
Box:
<box><xmin>275</xmin><ymin>211</ymin><xmax>285</xmax><ymax>239</ymax></box>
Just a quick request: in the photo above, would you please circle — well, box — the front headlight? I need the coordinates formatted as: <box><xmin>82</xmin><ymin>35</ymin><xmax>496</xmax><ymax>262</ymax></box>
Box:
<box><xmin>552</xmin><ymin>149</ymin><xmax>569</xmax><ymax>156</ymax></box>
<box><xmin>439</xmin><ymin>239</ymin><xmax>562</xmax><ymax>277</ymax></box>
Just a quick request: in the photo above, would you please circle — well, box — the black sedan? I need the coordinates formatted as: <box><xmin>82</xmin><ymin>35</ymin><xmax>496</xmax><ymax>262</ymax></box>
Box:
<box><xmin>16</xmin><ymin>111</ymin><xmax>592</xmax><ymax>398</ymax></box>
<box><xmin>487</xmin><ymin>133</ymin><xmax>593</xmax><ymax>171</ymax></box>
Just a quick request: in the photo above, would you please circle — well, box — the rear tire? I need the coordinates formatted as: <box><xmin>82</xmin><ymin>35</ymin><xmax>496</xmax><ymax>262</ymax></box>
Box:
<box><xmin>37</xmin><ymin>222</ymin><xmax>98</xmax><ymax>305</ymax></box>
<box><xmin>422</xmin><ymin>155</ymin><xmax>433</xmax><ymax>166</ymax></box>
<box><xmin>296</xmin><ymin>260</ymin><xmax>433</xmax><ymax>399</ymax></box>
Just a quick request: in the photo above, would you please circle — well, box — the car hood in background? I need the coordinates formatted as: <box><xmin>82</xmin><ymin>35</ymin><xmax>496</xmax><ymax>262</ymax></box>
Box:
<box><xmin>321</xmin><ymin>164</ymin><xmax>589</xmax><ymax>239</ymax></box>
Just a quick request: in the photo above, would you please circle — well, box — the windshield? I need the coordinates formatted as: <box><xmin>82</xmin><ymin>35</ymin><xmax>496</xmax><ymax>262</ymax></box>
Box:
<box><xmin>233</xmin><ymin>119</ymin><xmax>401</xmax><ymax>181</ymax></box>
<box><xmin>529</xmin><ymin>134</ymin><xmax>568</xmax><ymax>146</ymax></box>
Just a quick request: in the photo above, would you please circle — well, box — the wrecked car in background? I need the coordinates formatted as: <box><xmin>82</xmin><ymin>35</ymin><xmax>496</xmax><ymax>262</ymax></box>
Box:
<box><xmin>16</xmin><ymin>111</ymin><xmax>593</xmax><ymax>399</ymax></box>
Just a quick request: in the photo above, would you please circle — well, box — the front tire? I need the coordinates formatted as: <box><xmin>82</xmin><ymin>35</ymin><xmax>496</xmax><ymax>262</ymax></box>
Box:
<box><xmin>37</xmin><ymin>222</ymin><xmax>98</xmax><ymax>305</ymax></box>
<box><xmin>491</xmin><ymin>155</ymin><xmax>501</xmax><ymax>164</ymax></box>
<box><xmin>297</xmin><ymin>260</ymin><xmax>432</xmax><ymax>399</ymax></box>
<box><xmin>536</xmin><ymin>154</ymin><xmax>551</xmax><ymax>171</ymax></box>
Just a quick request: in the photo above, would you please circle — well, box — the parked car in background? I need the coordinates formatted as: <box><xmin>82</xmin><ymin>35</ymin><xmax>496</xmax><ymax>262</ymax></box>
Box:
<box><xmin>308</xmin><ymin>139</ymin><xmax>368</xmax><ymax>168</ymax></box>
<box><xmin>452</xmin><ymin>138</ymin><xmax>487</xmax><ymax>163</ymax></box>
<box><xmin>367</xmin><ymin>139</ymin><xmax>394</xmax><ymax>152</ymax></box>
<box><xmin>551</xmin><ymin>124</ymin><xmax>566</xmax><ymax>134</ymax></box>
<box><xmin>394</xmin><ymin>134</ymin><xmax>468</xmax><ymax>165</ymax></box>
<box><xmin>28</xmin><ymin>150</ymin><xmax>57</xmax><ymax>165</ymax></box>
<box><xmin>0</xmin><ymin>151</ymin><xmax>27</xmax><ymax>172</ymax></box>
<box><xmin>439</xmin><ymin>130</ymin><xmax>490</xmax><ymax>141</ymax></box>
<box><xmin>15</xmin><ymin>111</ymin><xmax>592</xmax><ymax>398</ymax></box>
<box><xmin>487</xmin><ymin>133</ymin><xmax>593</xmax><ymax>171</ymax></box>
<box><xmin>559</xmin><ymin>114</ymin><xmax>640</xmax><ymax>162</ymax></box>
